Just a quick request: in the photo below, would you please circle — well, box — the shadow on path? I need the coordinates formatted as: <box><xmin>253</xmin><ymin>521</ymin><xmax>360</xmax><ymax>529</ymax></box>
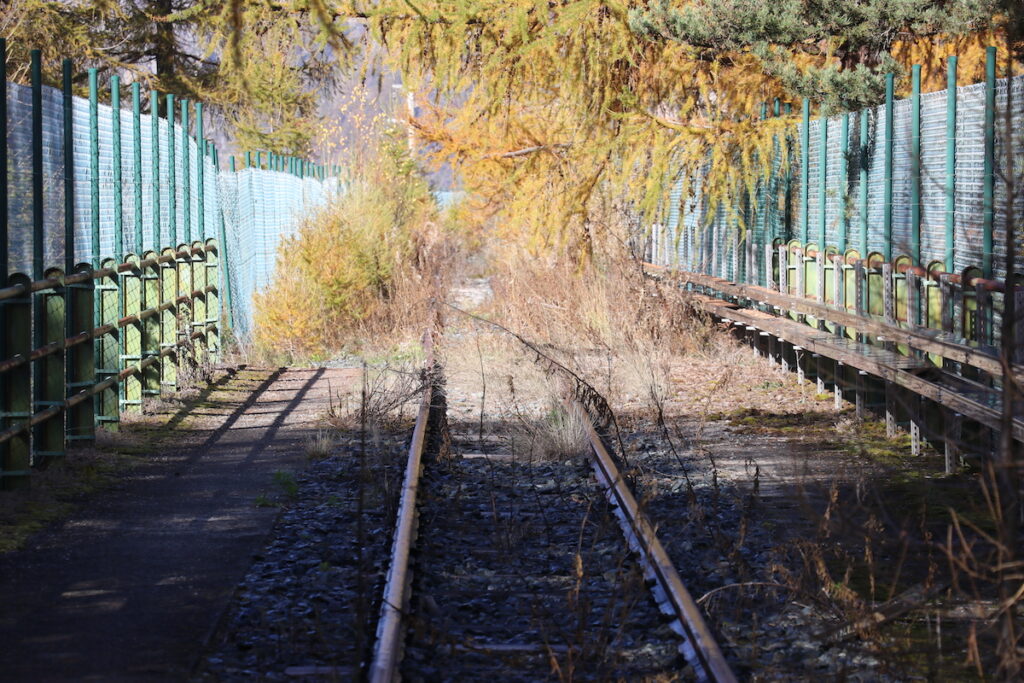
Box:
<box><xmin>0</xmin><ymin>366</ymin><xmax>346</xmax><ymax>682</ymax></box>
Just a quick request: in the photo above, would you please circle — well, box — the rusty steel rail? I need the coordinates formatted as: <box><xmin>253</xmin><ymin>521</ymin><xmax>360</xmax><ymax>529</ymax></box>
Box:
<box><xmin>574</xmin><ymin>399</ymin><xmax>737</xmax><ymax>683</ymax></box>
<box><xmin>369</xmin><ymin>326</ymin><xmax>436</xmax><ymax>683</ymax></box>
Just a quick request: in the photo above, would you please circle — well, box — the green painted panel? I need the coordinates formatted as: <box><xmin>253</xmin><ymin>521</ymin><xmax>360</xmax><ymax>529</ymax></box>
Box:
<box><xmin>96</xmin><ymin>259</ymin><xmax>120</xmax><ymax>431</ymax></box>
<box><xmin>142</xmin><ymin>256</ymin><xmax>161</xmax><ymax>398</ymax></box>
<box><xmin>37</xmin><ymin>274</ymin><xmax>66</xmax><ymax>461</ymax></box>
<box><xmin>2</xmin><ymin>275</ymin><xmax>32</xmax><ymax>489</ymax></box>
<box><xmin>122</xmin><ymin>256</ymin><xmax>143</xmax><ymax>413</ymax></box>
<box><xmin>68</xmin><ymin>265</ymin><xmax>96</xmax><ymax>441</ymax></box>
<box><xmin>160</xmin><ymin>250</ymin><xmax>178</xmax><ymax>392</ymax></box>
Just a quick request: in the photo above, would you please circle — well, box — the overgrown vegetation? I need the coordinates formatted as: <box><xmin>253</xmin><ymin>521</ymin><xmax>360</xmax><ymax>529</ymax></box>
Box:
<box><xmin>252</xmin><ymin>127</ymin><xmax>460</xmax><ymax>361</ymax></box>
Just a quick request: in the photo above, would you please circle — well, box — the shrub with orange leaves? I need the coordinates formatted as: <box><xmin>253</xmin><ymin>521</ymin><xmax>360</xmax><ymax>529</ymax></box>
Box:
<box><xmin>252</xmin><ymin>127</ymin><xmax>451</xmax><ymax>361</ymax></box>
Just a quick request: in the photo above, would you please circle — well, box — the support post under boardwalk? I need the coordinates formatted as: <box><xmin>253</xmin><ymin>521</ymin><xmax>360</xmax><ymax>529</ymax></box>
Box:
<box><xmin>885</xmin><ymin>380</ymin><xmax>898</xmax><ymax>439</ymax></box>
<box><xmin>834</xmin><ymin>361</ymin><xmax>845</xmax><ymax>411</ymax></box>
<box><xmin>945</xmin><ymin>411</ymin><xmax>962</xmax><ymax>474</ymax></box>
<box><xmin>856</xmin><ymin>370</ymin><xmax>867</xmax><ymax>420</ymax></box>
<box><xmin>814</xmin><ymin>354</ymin><xmax>826</xmax><ymax>394</ymax></box>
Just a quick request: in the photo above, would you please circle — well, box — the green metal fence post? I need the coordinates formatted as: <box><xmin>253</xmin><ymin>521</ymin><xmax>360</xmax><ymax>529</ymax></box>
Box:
<box><xmin>31</xmin><ymin>50</ymin><xmax>43</xmax><ymax>282</ymax></box>
<box><xmin>212</xmin><ymin>147</ymin><xmax>234</xmax><ymax>333</ymax></box>
<box><xmin>230</xmin><ymin>156</ymin><xmax>236</xmax><ymax>172</ymax></box>
<box><xmin>945</xmin><ymin>56</ymin><xmax>958</xmax><ymax>274</ymax></box>
<box><xmin>86</xmin><ymin>68</ymin><xmax>107</xmax><ymax>437</ymax></box>
<box><xmin>151</xmin><ymin>90</ymin><xmax>160</xmax><ymax>247</ymax></box>
<box><xmin>29</xmin><ymin>50</ymin><xmax>65</xmax><ymax>466</ymax></box>
<box><xmin>769</xmin><ymin>98</ymin><xmax>781</xmax><ymax>247</ymax></box>
<box><xmin>27</xmin><ymin>51</ymin><xmax>61</xmax><ymax>466</ymax></box>
<box><xmin>783</xmin><ymin>103</ymin><xmax>793</xmax><ymax>242</ymax></box>
<box><xmin>982</xmin><ymin>46</ymin><xmax>997</xmax><ymax>345</ymax></box>
<box><xmin>0</xmin><ymin>37</ymin><xmax>7</xmax><ymax>292</ymax></box>
<box><xmin>884</xmin><ymin>73</ymin><xmax>895</xmax><ymax>262</ymax></box>
<box><xmin>193</xmin><ymin>132</ymin><xmax>208</xmax><ymax>361</ymax></box>
<box><xmin>911</xmin><ymin>64</ymin><xmax>922</xmax><ymax>265</ymax></box>
<box><xmin>176</xmin><ymin>100</ymin><xmax>193</xmax><ymax>374</ymax></box>
<box><xmin>196</xmin><ymin>102</ymin><xmax>204</xmax><ymax>240</ymax></box>
<box><xmin>96</xmin><ymin>76</ymin><xmax>122</xmax><ymax>433</ymax></box>
<box><xmin>801</xmin><ymin>98</ymin><xmax>810</xmax><ymax>245</ymax></box>
<box><xmin>132</xmin><ymin>82</ymin><xmax>143</xmax><ymax>253</ymax></box>
<box><xmin>126</xmin><ymin>83</ymin><xmax>145</xmax><ymax>413</ymax></box>
<box><xmin>143</xmin><ymin>93</ymin><xmax>161</xmax><ymax>400</ymax></box>
<box><xmin>64</xmin><ymin>59</ymin><xmax>88</xmax><ymax>444</ymax></box>
<box><xmin>817</xmin><ymin>113</ymin><xmax>827</xmax><ymax>248</ymax></box>
<box><xmin>839</xmin><ymin>113</ymin><xmax>849</xmax><ymax>253</ymax></box>
<box><xmin>167</xmin><ymin>94</ymin><xmax>176</xmax><ymax>246</ymax></box>
<box><xmin>0</xmin><ymin>46</ymin><xmax>7</xmax><ymax>462</ymax></box>
<box><xmin>64</xmin><ymin>60</ymin><xmax>95</xmax><ymax>446</ymax></box>
<box><xmin>983</xmin><ymin>46</ymin><xmax>996</xmax><ymax>281</ymax></box>
<box><xmin>859</xmin><ymin>110</ymin><xmax>869</xmax><ymax>259</ymax></box>
<box><xmin>244</xmin><ymin>151</ymin><xmax>251</xmax><ymax>168</ymax></box>
<box><xmin>181</xmin><ymin>99</ymin><xmax>191</xmax><ymax>244</ymax></box>
<box><xmin>110</xmin><ymin>76</ymin><xmax>127</xmax><ymax>423</ymax></box>
<box><xmin>112</xmin><ymin>76</ymin><xmax>123</xmax><ymax>259</ymax></box>
<box><xmin>90</xmin><ymin>70</ymin><xmax>100</xmax><ymax>266</ymax></box>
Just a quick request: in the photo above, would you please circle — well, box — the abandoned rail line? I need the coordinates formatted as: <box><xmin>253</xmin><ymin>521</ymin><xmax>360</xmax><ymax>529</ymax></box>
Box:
<box><xmin>366</xmin><ymin>322</ymin><xmax>735</xmax><ymax>682</ymax></box>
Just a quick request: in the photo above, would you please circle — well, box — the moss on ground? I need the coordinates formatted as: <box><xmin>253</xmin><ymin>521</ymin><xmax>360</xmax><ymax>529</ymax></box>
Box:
<box><xmin>0</xmin><ymin>450</ymin><xmax>137</xmax><ymax>553</ymax></box>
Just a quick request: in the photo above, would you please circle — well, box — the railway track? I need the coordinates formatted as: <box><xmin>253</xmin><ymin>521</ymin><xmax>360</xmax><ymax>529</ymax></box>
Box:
<box><xmin>369</xmin><ymin>323</ymin><xmax>735</xmax><ymax>682</ymax></box>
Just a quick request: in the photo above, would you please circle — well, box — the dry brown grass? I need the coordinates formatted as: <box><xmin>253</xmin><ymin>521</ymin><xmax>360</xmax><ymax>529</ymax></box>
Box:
<box><xmin>464</xmin><ymin>239</ymin><xmax>765</xmax><ymax>415</ymax></box>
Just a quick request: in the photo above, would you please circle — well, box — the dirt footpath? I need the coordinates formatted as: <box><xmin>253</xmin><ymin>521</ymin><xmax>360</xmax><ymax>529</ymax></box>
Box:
<box><xmin>0</xmin><ymin>366</ymin><xmax>356</xmax><ymax>682</ymax></box>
